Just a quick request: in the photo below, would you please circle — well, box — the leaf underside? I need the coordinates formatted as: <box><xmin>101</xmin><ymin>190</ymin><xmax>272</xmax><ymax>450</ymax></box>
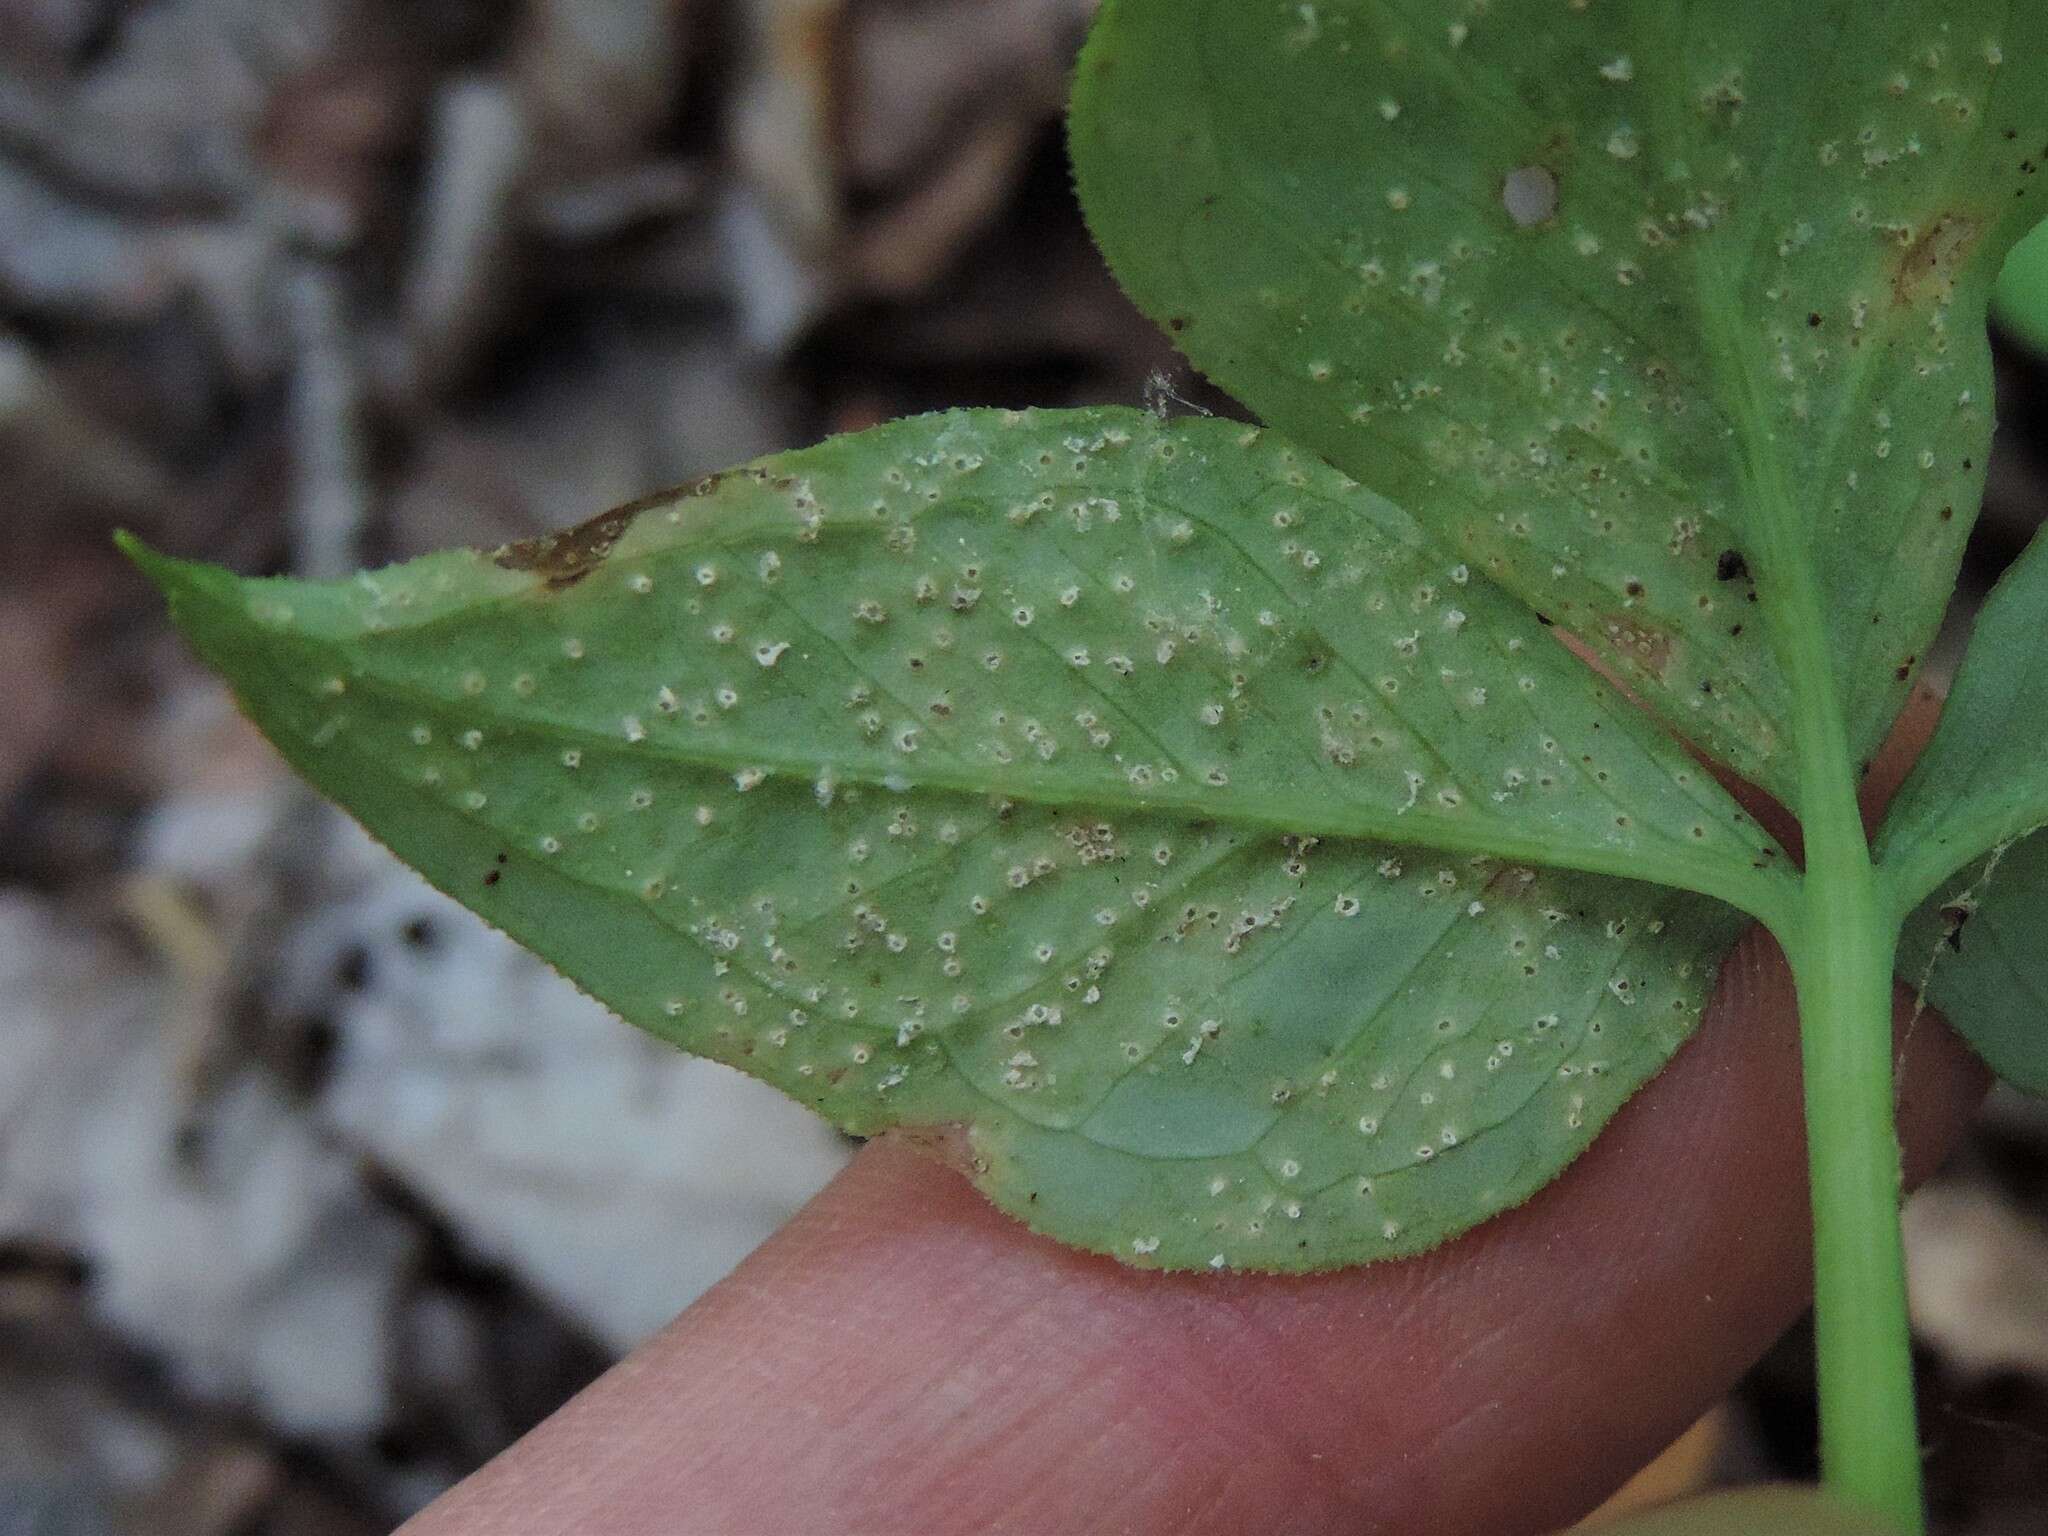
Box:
<box><xmin>1879</xmin><ymin>529</ymin><xmax>2048</xmax><ymax>894</ymax></box>
<box><xmin>1882</xmin><ymin>528</ymin><xmax>2048</xmax><ymax>1093</ymax></box>
<box><xmin>1073</xmin><ymin>0</ymin><xmax>2048</xmax><ymax>1105</ymax></box>
<box><xmin>1901</xmin><ymin>832</ymin><xmax>2048</xmax><ymax>1097</ymax></box>
<box><xmin>132</xmin><ymin>409</ymin><xmax>1754</xmax><ymax>1270</ymax></box>
<box><xmin>1992</xmin><ymin>214</ymin><xmax>2048</xmax><ymax>356</ymax></box>
<box><xmin>140</xmin><ymin>0</ymin><xmax>2048</xmax><ymax>1275</ymax></box>
<box><xmin>1073</xmin><ymin>0</ymin><xmax>2048</xmax><ymax>811</ymax></box>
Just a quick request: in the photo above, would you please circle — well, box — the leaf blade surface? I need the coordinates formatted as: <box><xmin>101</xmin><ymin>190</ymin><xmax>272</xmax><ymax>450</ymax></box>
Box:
<box><xmin>1881</xmin><ymin>527</ymin><xmax>2048</xmax><ymax>1094</ymax></box>
<box><xmin>1878</xmin><ymin>528</ymin><xmax>2048</xmax><ymax>905</ymax></box>
<box><xmin>1898</xmin><ymin>831</ymin><xmax>2048</xmax><ymax>1096</ymax></box>
<box><xmin>1073</xmin><ymin>0</ymin><xmax>2048</xmax><ymax>806</ymax></box>
<box><xmin>130</xmin><ymin>407</ymin><xmax>1765</xmax><ymax>1266</ymax></box>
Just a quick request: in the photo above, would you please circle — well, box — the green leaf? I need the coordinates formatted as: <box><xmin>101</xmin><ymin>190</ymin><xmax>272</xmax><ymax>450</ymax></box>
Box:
<box><xmin>1073</xmin><ymin>0</ymin><xmax>2048</xmax><ymax>808</ymax></box>
<box><xmin>1877</xmin><ymin>528</ymin><xmax>2048</xmax><ymax>905</ymax></box>
<box><xmin>1898</xmin><ymin>831</ymin><xmax>2048</xmax><ymax>1095</ymax></box>
<box><xmin>1992</xmin><ymin>211</ymin><xmax>2048</xmax><ymax>355</ymax></box>
<box><xmin>1880</xmin><ymin>526</ymin><xmax>2048</xmax><ymax>1093</ymax></box>
<box><xmin>125</xmin><ymin>406</ymin><xmax>1768</xmax><ymax>1268</ymax></box>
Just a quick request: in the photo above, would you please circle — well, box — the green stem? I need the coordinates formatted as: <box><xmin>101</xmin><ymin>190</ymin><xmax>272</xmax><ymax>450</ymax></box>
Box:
<box><xmin>1787</xmin><ymin>816</ymin><xmax>1922</xmax><ymax>1531</ymax></box>
<box><xmin>1759</xmin><ymin>497</ymin><xmax>1921</xmax><ymax>1525</ymax></box>
<box><xmin>1708</xmin><ymin>269</ymin><xmax>1925</xmax><ymax>1529</ymax></box>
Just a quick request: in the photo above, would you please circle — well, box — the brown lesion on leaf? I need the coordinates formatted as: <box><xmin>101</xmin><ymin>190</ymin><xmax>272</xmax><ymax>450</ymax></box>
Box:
<box><xmin>884</xmin><ymin>1122</ymin><xmax>979</xmax><ymax>1178</ymax></box>
<box><xmin>492</xmin><ymin>471</ymin><xmax>734</xmax><ymax>590</ymax></box>
<box><xmin>1891</xmin><ymin>214</ymin><xmax>1982</xmax><ymax>308</ymax></box>
<box><xmin>1598</xmin><ymin>612</ymin><xmax>1677</xmax><ymax>681</ymax></box>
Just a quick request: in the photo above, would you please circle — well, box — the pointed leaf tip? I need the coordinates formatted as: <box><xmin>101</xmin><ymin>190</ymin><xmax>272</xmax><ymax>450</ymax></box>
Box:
<box><xmin>114</xmin><ymin>528</ymin><xmax>176</xmax><ymax>588</ymax></box>
<box><xmin>116</xmin><ymin>531</ymin><xmax>233</xmax><ymax>613</ymax></box>
<box><xmin>140</xmin><ymin>405</ymin><xmax>1765</xmax><ymax>1270</ymax></box>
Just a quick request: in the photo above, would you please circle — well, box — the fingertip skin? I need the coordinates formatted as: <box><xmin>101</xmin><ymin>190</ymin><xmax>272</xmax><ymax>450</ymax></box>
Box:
<box><xmin>400</xmin><ymin>931</ymin><xmax>1984</xmax><ymax>1536</ymax></box>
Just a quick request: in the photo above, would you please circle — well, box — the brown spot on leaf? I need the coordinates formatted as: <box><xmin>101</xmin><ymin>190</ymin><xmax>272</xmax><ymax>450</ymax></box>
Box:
<box><xmin>1891</xmin><ymin>214</ymin><xmax>1982</xmax><ymax>308</ymax></box>
<box><xmin>884</xmin><ymin>1122</ymin><xmax>978</xmax><ymax>1178</ymax></box>
<box><xmin>1600</xmin><ymin>614</ymin><xmax>1677</xmax><ymax>680</ymax></box>
<box><xmin>493</xmin><ymin>473</ymin><xmax>731</xmax><ymax>590</ymax></box>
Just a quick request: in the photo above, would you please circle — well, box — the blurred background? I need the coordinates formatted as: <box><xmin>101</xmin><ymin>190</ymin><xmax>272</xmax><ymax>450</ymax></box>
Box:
<box><xmin>2</xmin><ymin>2</ymin><xmax>2047</xmax><ymax>1532</ymax></box>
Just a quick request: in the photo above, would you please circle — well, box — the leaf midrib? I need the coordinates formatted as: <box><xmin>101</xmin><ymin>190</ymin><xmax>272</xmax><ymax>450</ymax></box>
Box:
<box><xmin>324</xmin><ymin>622</ymin><xmax>1795</xmax><ymax>924</ymax></box>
